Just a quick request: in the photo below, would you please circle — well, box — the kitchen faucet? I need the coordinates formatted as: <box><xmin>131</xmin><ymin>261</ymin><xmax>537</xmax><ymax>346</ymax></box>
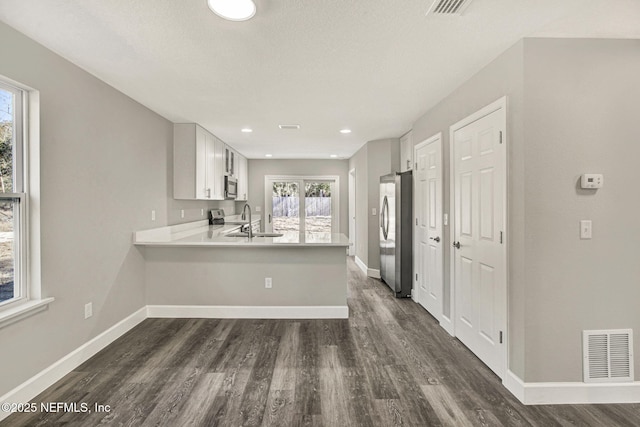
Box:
<box><xmin>241</xmin><ymin>203</ymin><xmax>253</xmax><ymax>238</ymax></box>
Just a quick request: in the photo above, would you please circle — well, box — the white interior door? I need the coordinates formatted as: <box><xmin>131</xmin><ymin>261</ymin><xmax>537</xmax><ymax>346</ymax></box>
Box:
<box><xmin>451</xmin><ymin>100</ymin><xmax>506</xmax><ymax>379</ymax></box>
<box><xmin>414</xmin><ymin>134</ymin><xmax>443</xmax><ymax>320</ymax></box>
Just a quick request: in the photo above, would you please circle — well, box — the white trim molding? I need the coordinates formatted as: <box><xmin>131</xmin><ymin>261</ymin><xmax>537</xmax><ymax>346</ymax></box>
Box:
<box><xmin>354</xmin><ymin>256</ymin><xmax>381</xmax><ymax>279</ymax></box>
<box><xmin>0</xmin><ymin>306</ymin><xmax>147</xmax><ymax>422</ymax></box>
<box><xmin>147</xmin><ymin>305</ymin><xmax>349</xmax><ymax>319</ymax></box>
<box><xmin>0</xmin><ymin>297</ymin><xmax>54</xmax><ymax>330</ymax></box>
<box><xmin>354</xmin><ymin>256</ymin><xmax>368</xmax><ymax>275</ymax></box>
<box><xmin>504</xmin><ymin>370</ymin><xmax>640</xmax><ymax>405</ymax></box>
<box><xmin>367</xmin><ymin>268</ymin><xmax>381</xmax><ymax>279</ymax></box>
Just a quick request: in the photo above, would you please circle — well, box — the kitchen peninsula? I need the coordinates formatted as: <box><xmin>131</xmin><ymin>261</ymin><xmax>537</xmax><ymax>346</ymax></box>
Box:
<box><xmin>134</xmin><ymin>220</ymin><xmax>350</xmax><ymax>319</ymax></box>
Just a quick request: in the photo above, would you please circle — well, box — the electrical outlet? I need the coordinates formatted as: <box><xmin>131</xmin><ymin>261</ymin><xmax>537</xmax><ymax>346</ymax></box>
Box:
<box><xmin>84</xmin><ymin>302</ymin><xmax>93</xmax><ymax>319</ymax></box>
<box><xmin>181</xmin><ymin>209</ymin><xmax>185</xmax><ymax>219</ymax></box>
<box><xmin>265</xmin><ymin>277</ymin><xmax>272</xmax><ymax>289</ymax></box>
<box><xmin>151</xmin><ymin>210</ymin><xmax>156</xmax><ymax>221</ymax></box>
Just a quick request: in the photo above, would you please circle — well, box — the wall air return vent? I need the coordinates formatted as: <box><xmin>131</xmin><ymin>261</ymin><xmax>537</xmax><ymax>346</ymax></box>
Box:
<box><xmin>426</xmin><ymin>0</ymin><xmax>474</xmax><ymax>15</ymax></box>
<box><xmin>583</xmin><ymin>329</ymin><xmax>634</xmax><ymax>383</ymax></box>
<box><xmin>278</xmin><ymin>124</ymin><xmax>301</xmax><ymax>130</ymax></box>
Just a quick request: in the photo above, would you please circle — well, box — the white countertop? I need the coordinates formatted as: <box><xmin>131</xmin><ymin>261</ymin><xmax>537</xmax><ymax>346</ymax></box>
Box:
<box><xmin>133</xmin><ymin>220</ymin><xmax>350</xmax><ymax>248</ymax></box>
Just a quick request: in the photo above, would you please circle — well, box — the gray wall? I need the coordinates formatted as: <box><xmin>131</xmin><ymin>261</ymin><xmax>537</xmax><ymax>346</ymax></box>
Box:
<box><xmin>246</xmin><ymin>159</ymin><xmax>349</xmax><ymax>234</ymax></box>
<box><xmin>411</xmin><ymin>37</ymin><xmax>640</xmax><ymax>382</ymax></box>
<box><xmin>0</xmin><ymin>21</ymin><xmax>211</xmax><ymax>396</ymax></box>
<box><xmin>521</xmin><ymin>38</ymin><xmax>640</xmax><ymax>382</ymax></box>
<box><xmin>348</xmin><ymin>139</ymin><xmax>400</xmax><ymax>272</ymax></box>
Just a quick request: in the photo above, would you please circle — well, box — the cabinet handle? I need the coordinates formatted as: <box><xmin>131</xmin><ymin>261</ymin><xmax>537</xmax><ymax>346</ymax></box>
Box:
<box><xmin>207</xmin><ymin>188</ymin><xmax>211</xmax><ymax>198</ymax></box>
<box><xmin>407</xmin><ymin>160</ymin><xmax>410</xmax><ymax>169</ymax></box>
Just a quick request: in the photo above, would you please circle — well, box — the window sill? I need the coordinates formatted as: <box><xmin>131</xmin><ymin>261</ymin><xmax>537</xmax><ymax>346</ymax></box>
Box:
<box><xmin>0</xmin><ymin>297</ymin><xmax>55</xmax><ymax>330</ymax></box>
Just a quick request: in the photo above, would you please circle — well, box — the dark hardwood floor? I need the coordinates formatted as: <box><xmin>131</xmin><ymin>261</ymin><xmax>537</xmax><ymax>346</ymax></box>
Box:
<box><xmin>4</xmin><ymin>258</ymin><xmax>640</xmax><ymax>426</ymax></box>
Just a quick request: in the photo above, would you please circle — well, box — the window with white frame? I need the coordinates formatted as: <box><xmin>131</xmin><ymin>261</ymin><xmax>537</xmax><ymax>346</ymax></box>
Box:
<box><xmin>0</xmin><ymin>81</ymin><xmax>26</xmax><ymax>309</ymax></box>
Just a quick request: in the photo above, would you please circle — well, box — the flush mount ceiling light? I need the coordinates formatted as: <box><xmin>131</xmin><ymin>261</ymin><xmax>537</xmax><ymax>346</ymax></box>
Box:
<box><xmin>265</xmin><ymin>154</ymin><xmax>273</xmax><ymax>157</ymax></box>
<box><xmin>241</xmin><ymin>128</ymin><xmax>253</xmax><ymax>133</ymax></box>
<box><xmin>330</xmin><ymin>154</ymin><xmax>338</xmax><ymax>158</ymax></box>
<box><xmin>340</xmin><ymin>129</ymin><xmax>352</xmax><ymax>134</ymax></box>
<box><xmin>208</xmin><ymin>0</ymin><xmax>256</xmax><ymax>21</ymax></box>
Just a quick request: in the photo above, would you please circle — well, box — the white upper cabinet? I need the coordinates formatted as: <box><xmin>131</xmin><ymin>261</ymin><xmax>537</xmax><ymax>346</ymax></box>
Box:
<box><xmin>173</xmin><ymin>123</ymin><xmax>224</xmax><ymax>200</ymax></box>
<box><xmin>400</xmin><ymin>130</ymin><xmax>413</xmax><ymax>172</ymax></box>
<box><xmin>224</xmin><ymin>145</ymin><xmax>239</xmax><ymax>178</ymax></box>
<box><xmin>236</xmin><ymin>154</ymin><xmax>248</xmax><ymax>201</ymax></box>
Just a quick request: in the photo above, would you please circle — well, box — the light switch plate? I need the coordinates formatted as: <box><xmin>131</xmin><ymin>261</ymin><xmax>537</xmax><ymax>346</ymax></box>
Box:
<box><xmin>372</xmin><ymin>208</ymin><xmax>377</xmax><ymax>216</ymax></box>
<box><xmin>580</xmin><ymin>220</ymin><xmax>592</xmax><ymax>239</ymax></box>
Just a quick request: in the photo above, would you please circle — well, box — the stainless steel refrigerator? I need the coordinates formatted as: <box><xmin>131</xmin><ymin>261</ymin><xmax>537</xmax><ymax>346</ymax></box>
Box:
<box><xmin>379</xmin><ymin>171</ymin><xmax>413</xmax><ymax>298</ymax></box>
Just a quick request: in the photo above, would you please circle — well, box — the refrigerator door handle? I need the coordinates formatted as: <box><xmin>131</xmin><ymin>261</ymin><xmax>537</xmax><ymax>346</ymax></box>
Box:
<box><xmin>381</xmin><ymin>196</ymin><xmax>389</xmax><ymax>240</ymax></box>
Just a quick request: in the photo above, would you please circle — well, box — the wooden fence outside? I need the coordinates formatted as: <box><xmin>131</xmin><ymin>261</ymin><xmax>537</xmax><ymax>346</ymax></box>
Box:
<box><xmin>272</xmin><ymin>197</ymin><xmax>331</xmax><ymax>217</ymax></box>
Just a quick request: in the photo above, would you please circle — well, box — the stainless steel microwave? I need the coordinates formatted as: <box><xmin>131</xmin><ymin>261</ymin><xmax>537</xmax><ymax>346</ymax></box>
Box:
<box><xmin>224</xmin><ymin>175</ymin><xmax>237</xmax><ymax>199</ymax></box>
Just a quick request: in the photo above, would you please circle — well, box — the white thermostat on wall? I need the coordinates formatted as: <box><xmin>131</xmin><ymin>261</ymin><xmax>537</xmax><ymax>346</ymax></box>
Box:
<box><xmin>580</xmin><ymin>173</ymin><xmax>604</xmax><ymax>189</ymax></box>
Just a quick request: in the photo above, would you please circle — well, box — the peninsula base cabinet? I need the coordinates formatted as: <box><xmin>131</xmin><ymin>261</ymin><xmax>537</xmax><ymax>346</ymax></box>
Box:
<box><xmin>174</xmin><ymin>123</ymin><xmax>224</xmax><ymax>200</ymax></box>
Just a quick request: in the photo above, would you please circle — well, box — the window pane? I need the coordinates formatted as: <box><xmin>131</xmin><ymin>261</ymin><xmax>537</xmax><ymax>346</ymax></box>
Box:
<box><xmin>0</xmin><ymin>87</ymin><xmax>15</xmax><ymax>193</ymax></box>
<box><xmin>272</xmin><ymin>182</ymin><xmax>299</xmax><ymax>233</ymax></box>
<box><xmin>0</xmin><ymin>199</ymin><xmax>17</xmax><ymax>303</ymax></box>
<box><xmin>304</xmin><ymin>182</ymin><xmax>332</xmax><ymax>235</ymax></box>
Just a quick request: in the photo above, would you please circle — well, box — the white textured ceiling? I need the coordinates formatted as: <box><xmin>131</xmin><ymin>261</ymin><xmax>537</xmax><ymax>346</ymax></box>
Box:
<box><xmin>0</xmin><ymin>0</ymin><xmax>639</xmax><ymax>159</ymax></box>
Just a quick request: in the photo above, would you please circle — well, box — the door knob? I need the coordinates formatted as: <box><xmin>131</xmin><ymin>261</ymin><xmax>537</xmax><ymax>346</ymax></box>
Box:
<box><xmin>430</xmin><ymin>236</ymin><xmax>441</xmax><ymax>242</ymax></box>
<box><xmin>453</xmin><ymin>241</ymin><xmax>461</xmax><ymax>249</ymax></box>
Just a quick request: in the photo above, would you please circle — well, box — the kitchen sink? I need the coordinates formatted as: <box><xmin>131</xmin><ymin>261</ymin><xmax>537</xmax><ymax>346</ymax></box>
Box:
<box><xmin>225</xmin><ymin>232</ymin><xmax>284</xmax><ymax>238</ymax></box>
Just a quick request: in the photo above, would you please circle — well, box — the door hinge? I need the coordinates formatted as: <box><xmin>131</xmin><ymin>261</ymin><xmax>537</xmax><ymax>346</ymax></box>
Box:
<box><xmin>415</xmin><ymin>162</ymin><xmax>418</xmax><ymax>170</ymax></box>
<box><xmin>499</xmin><ymin>131</ymin><xmax>503</xmax><ymax>144</ymax></box>
<box><xmin>415</xmin><ymin>273</ymin><xmax>418</xmax><ymax>281</ymax></box>
<box><xmin>499</xmin><ymin>331</ymin><xmax>503</xmax><ymax>344</ymax></box>
<box><xmin>500</xmin><ymin>231</ymin><xmax>503</xmax><ymax>244</ymax></box>
<box><xmin>415</xmin><ymin>218</ymin><xmax>418</xmax><ymax>226</ymax></box>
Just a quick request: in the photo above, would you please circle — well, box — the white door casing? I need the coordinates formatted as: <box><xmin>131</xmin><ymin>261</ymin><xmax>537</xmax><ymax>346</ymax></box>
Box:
<box><xmin>450</xmin><ymin>97</ymin><xmax>507</xmax><ymax>379</ymax></box>
<box><xmin>414</xmin><ymin>134</ymin><xmax>444</xmax><ymax>321</ymax></box>
<box><xmin>348</xmin><ymin>169</ymin><xmax>356</xmax><ymax>257</ymax></box>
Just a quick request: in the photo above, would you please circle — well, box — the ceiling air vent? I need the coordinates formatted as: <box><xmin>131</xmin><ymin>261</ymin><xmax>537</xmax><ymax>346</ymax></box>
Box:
<box><xmin>427</xmin><ymin>0</ymin><xmax>474</xmax><ymax>15</ymax></box>
<box><xmin>583</xmin><ymin>329</ymin><xmax>634</xmax><ymax>383</ymax></box>
<box><xmin>278</xmin><ymin>124</ymin><xmax>300</xmax><ymax>130</ymax></box>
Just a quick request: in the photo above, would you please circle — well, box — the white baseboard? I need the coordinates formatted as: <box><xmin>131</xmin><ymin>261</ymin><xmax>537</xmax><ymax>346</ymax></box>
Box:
<box><xmin>0</xmin><ymin>306</ymin><xmax>147</xmax><ymax>422</ymax></box>
<box><xmin>504</xmin><ymin>370</ymin><xmax>640</xmax><ymax>405</ymax></box>
<box><xmin>354</xmin><ymin>256</ymin><xmax>381</xmax><ymax>279</ymax></box>
<box><xmin>354</xmin><ymin>256</ymin><xmax>367</xmax><ymax>275</ymax></box>
<box><xmin>147</xmin><ymin>305</ymin><xmax>349</xmax><ymax>319</ymax></box>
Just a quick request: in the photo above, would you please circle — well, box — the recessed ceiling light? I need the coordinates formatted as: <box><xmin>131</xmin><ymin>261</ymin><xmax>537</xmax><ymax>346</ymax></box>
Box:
<box><xmin>241</xmin><ymin>128</ymin><xmax>253</xmax><ymax>133</ymax></box>
<box><xmin>207</xmin><ymin>0</ymin><xmax>256</xmax><ymax>21</ymax></box>
<box><xmin>330</xmin><ymin>154</ymin><xmax>338</xmax><ymax>158</ymax></box>
<box><xmin>265</xmin><ymin>154</ymin><xmax>273</xmax><ymax>158</ymax></box>
<box><xmin>340</xmin><ymin>129</ymin><xmax>352</xmax><ymax>134</ymax></box>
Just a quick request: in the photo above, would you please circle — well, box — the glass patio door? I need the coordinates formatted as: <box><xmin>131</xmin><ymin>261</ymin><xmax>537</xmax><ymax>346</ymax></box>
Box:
<box><xmin>270</xmin><ymin>180</ymin><xmax>301</xmax><ymax>234</ymax></box>
<box><xmin>265</xmin><ymin>176</ymin><xmax>338</xmax><ymax>236</ymax></box>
